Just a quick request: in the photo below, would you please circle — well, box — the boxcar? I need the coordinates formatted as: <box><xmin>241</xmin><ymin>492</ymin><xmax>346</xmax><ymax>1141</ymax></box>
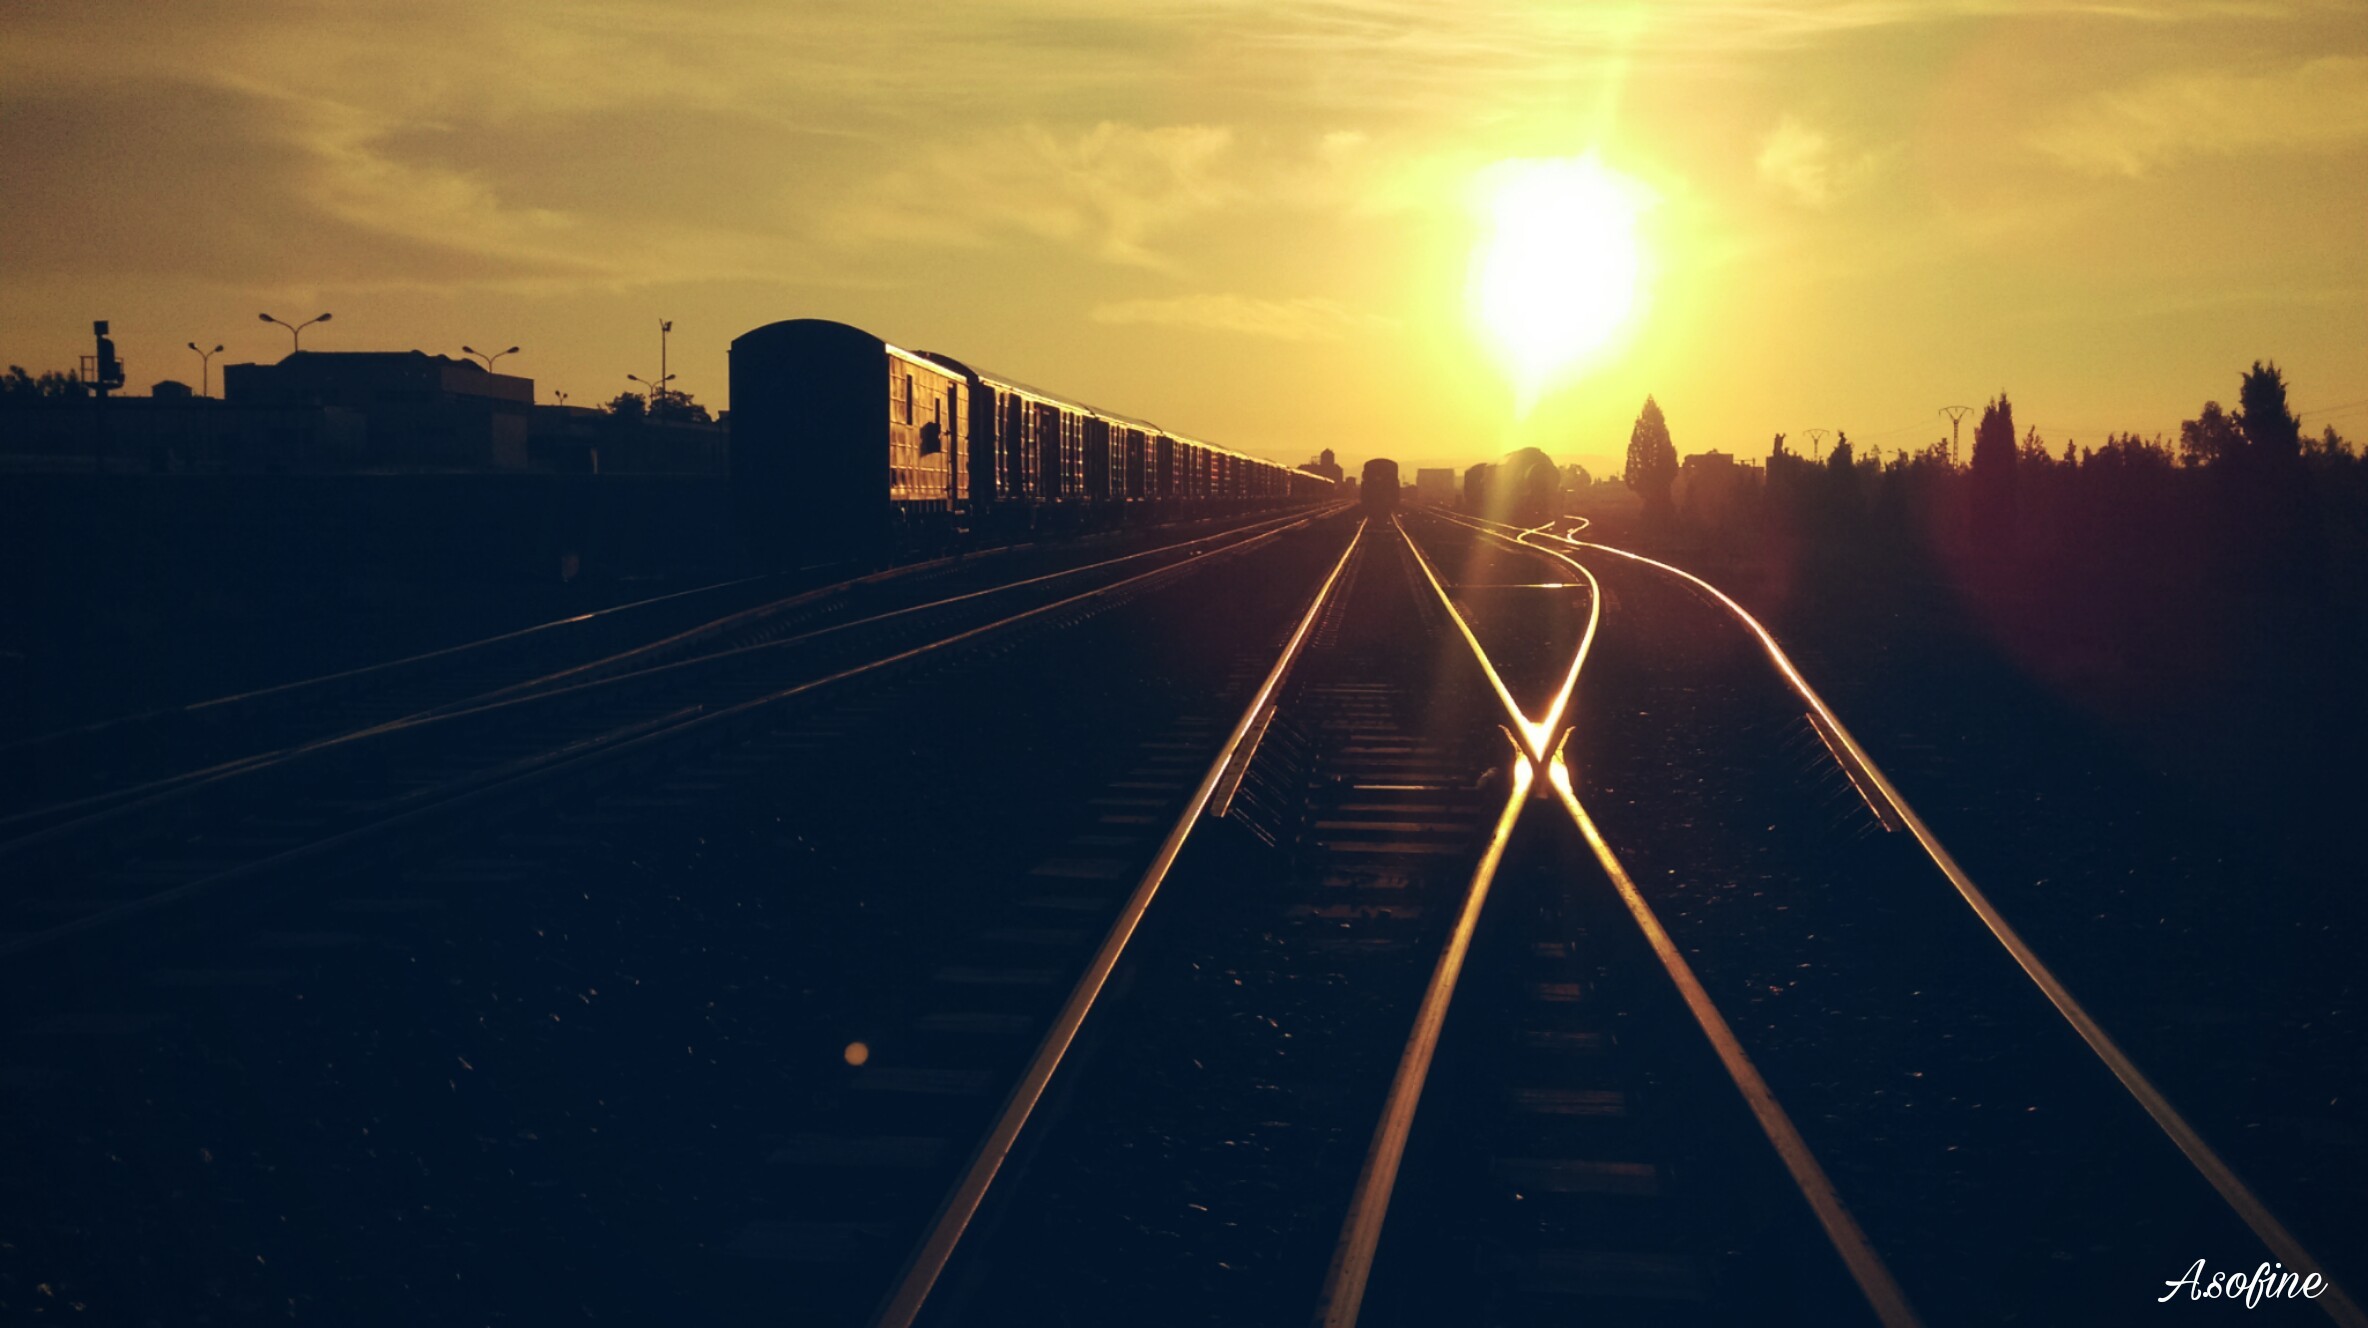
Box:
<box><xmin>733</xmin><ymin>317</ymin><xmax>1334</xmax><ymax>566</ymax></box>
<box><xmin>732</xmin><ymin>319</ymin><xmax>967</xmax><ymax>564</ymax></box>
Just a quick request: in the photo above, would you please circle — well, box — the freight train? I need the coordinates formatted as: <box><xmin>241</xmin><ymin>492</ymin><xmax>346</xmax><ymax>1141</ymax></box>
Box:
<box><xmin>730</xmin><ymin>319</ymin><xmax>1336</xmax><ymax>566</ymax></box>
<box><xmin>1360</xmin><ymin>458</ymin><xmax>1400</xmax><ymax>513</ymax></box>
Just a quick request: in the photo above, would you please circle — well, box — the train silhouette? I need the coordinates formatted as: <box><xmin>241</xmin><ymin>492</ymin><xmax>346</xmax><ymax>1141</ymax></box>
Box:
<box><xmin>731</xmin><ymin>319</ymin><xmax>1336</xmax><ymax>564</ymax></box>
<box><xmin>1360</xmin><ymin>457</ymin><xmax>1400</xmax><ymax>513</ymax></box>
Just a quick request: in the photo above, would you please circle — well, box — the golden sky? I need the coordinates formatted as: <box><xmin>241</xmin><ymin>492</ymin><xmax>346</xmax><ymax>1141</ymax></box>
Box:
<box><xmin>5</xmin><ymin>1</ymin><xmax>2364</xmax><ymax>478</ymax></box>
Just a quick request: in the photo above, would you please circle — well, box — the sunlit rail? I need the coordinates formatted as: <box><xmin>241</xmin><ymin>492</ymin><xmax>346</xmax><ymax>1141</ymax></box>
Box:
<box><xmin>1312</xmin><ymin>733</ymin><xmax>1533</xmax><ymax>1328</ymax></box>
<box><xmin>1391</xmin><ymin>512</ymin><xmax>1596</xmax><ymax>764</ymax></box>
<box><xmin>1376</xmin><ymin>509</ymin><xmax>1919</xmax><ymax>1327</ymax></box>
<box><xmin>870</xmin><ymin>518</ymin><xmax>1369</xmax><ymax>1328</ymax></box>
<box><xmin>1443</xmin><ymin>507</ymin><xmax>2364</xmax><ymax>1328</ymax></box>
<box><xmin>1542</xmin><ymin>743</ymin><xmax>1921</xmax><ymax>1328</ymax></box>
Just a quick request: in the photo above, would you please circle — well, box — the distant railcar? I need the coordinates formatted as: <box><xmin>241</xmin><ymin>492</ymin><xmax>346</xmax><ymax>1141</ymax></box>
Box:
<box><xmin>731</xmin><ymin>318</ymin><xmax>1334</xmax><ymax>566</ymax></box>
<box><xmin>1361</xmin><ymin>458</ymin><xmax>1401</xmax><ymax>513</ymax></box>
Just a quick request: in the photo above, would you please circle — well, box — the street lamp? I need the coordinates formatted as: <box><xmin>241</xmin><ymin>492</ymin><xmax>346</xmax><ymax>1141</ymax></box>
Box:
<box><xmin>187</xmin><ymin>341</ymin><xmax>224</xmax><ymax>397</ymax></box>
<box><xmin>626</xmin><ymin>372</ymin><xmax>674</xmax><ymax>410</ymax></box>
<box><xmin>259</xmin><ymin>311</ymin><xmax>332</xmax><ymax>352</ymax></box>
<box><xmin>462</xmin><ymin>344</ymin><xmax>521</xmax><ymax>371</ymax></box>
<box><xmin>553</xmin><ymin>390</ymin><xmax>569</xmax><ymax>406</ymax></box>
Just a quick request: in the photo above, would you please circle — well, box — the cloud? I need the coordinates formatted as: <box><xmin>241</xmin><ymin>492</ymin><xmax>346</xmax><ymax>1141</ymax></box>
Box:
<box><xmin>0</xmin><ymin>78</ymin><xmax>614</xmax><ymax>290</ymax></box>
<box><xmin>2030</xmin><ymin>56</ymin><xmax>2368</xmax><ymax>176</ymax></box>
<box><xmin>1090</xmin><ymin>293</ymin><xmax>1395</xmax><ymax>341</ymax></box>
<box><xmin>821</xmin><ymin>123</ymin><xmax>1238</xmax><ymax>268</ymax></box>
<box><xmin>1756</xmin><ymin>116</ymin><xmax>1880</xmax><ymax>207</ymax></box>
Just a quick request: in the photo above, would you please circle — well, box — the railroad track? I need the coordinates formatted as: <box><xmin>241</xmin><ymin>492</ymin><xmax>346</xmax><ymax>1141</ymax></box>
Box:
<box><xmin>0</xmin><ymin>510</ymin><xmax>1320</xmax><ymax>965</ymax></box>
<box><xmin>8</xmin><ymin>501</ymin><xmax>2355</xmax><ymax>1325</ymax></box>
<box><xmin>0</xmin><ymin>511</ymin><xmax>1362</xmax><ymax>1325</ymax></box>
<box><xmin>1407</xmin><ymin>507</ymin><xmax>2364</xmax><ymax>1326</ymax></box>
<box><xmin>875</xmin><ymin>514</ymin><xmax>1502</xmax><ymax>1326</ymax></box>
<box><xmin>0</xmin><ymin>509</ymin><xmax>1313</xmax><ymax>834</ymax></box>
<box><xmin>834</xmin><ymin>515</ymin><xmax>1889</xmax><ymax>1326</ymax></box>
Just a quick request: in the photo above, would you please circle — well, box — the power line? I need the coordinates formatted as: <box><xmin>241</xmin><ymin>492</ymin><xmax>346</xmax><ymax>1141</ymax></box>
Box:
<box><xmin>2297</xmin><ymin>395</ymin><xmax>2368</xmax><ymax>419</ymax></box>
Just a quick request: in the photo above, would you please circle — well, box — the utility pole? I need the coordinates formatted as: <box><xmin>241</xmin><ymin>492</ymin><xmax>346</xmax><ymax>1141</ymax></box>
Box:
<box><xmin>659</xmin><ymin>320</ymin><xmax>673</xmax><ymax>411</ymax></box>
<box><xmin>1803</xmin><ymin>427</ymin><xmax>1830</xmax><ymax>460</ymax></box>
<box><xmin>1940</xmin><ymin>405</ymin><xmax>1973</xmax><ymax>467</ymax></box>
<box><xmin>91</xmin><ymin>320</ymin><xmax>125</xmax><ymax>473</ymax></box>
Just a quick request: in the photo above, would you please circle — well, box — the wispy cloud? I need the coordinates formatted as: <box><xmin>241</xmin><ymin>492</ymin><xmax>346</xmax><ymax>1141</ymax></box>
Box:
<box><xmin>1755</xmin><ymin>115</ymin><xmax>1882</xmax><ymax>206</ymax></box>
<box><xmin>821</xmin><ymin>123</ymin><xmax>1238</xmax><ymax>269</ymax></box>
<box><xmin>1090</xmin><ymin>293</ymin><xmax>1395</xmax><ymax>340</ymax></box>
<box><xmin>2030</xmin><ymin>56</ymin><xmax>2368</xmax><ymax>176</ymax></box>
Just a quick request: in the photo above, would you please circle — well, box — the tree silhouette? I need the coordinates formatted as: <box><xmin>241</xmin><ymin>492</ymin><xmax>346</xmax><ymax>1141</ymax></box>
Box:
<box><xmin>1625</xmin><ymin>395</ymin><xmax>1677</xmax><ymax>522</ymax></box>
<box><xmin>2179</xmin><ymin>401</ymin><xmax>2239</xmax><ymax>468</ymax></box>
<box><xmin>1</xmin><ymin>365</ymin><xmax>91</xmax><ymax>399</ymax></box>
<box><xmin>2020</xmin><ymin>426</ymin><xmax>2054</xmax><ymax>470</ymax></box>
<box><xmin>605</xmin><ymin>390</ymin><xmax>646</xmax><ymax>421</ymax></box>
<box><xmin>1970</xmin><ymin>392</ymin><xmax>2018</xmax><ymax>539</ymax></box>
<box><xmin>2236</xmin><ymin>360</ymin><xmax>2301</xmax><ymax>464</ymax></box>
<box><xmin>649</xmin><ymin>386</ymin><xmax>714</xmax><ymax>425</ymax></box>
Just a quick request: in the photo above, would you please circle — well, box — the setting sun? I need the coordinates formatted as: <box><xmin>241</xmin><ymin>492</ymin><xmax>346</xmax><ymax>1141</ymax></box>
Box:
<box><xmin>1468</xmin><ymin>155</ymin><xmax>1653</xmax><ymax>412</ymax></box>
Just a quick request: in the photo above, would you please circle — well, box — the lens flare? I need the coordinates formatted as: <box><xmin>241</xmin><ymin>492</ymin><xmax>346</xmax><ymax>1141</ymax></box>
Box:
<box><xmin>1468</xmin><ymin>155</ymin><xmax>1652</xmax><ymax>412</ymax></box>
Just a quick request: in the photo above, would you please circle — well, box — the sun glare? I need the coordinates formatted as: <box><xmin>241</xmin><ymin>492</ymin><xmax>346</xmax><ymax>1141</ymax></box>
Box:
<box><xmin>1468</xmin><ymin>155</ymin><xmax>1652</xmax><ymax>411</ymax></box>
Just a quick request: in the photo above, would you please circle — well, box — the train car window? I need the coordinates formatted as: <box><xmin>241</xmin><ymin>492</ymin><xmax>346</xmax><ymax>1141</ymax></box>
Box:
<box><xmin>919</xmin><ymin>420</ymin><xmax>941</xmax><ymax>455</ymax></box>
<box><xmin>902</xmin><ymin>373</ymin><xmax>914</xmax><ymax>425</ymax></box>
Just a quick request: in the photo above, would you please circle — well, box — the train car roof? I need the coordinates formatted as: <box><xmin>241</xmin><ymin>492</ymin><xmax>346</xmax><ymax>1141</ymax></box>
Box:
<box><xmin>922</xmin><ymin>350</ymin><xmax>1268</xmax><ymax>463</ymax></box>
<box><xmin>748</xmin><ymin>322</ymin><xmax>1305</xmax><ymax>474</ymax></box>
<box><xmin>884</xmin><ymin>340</ymin><xmax>947</xmax><ymax>374</ymax></box>
<box><xmin>915</xmin><ymin>340</ymin><xmax>1299</xmax><ymax>473</ymax></box>
<box><xmin>1167</xmin><ymin>432</ymin><xmax>1278</xmax><ymax>469</ymax></box>
<box><xmin>736</xmin><ymin>319</ymin><xmax>953</xmax><ymax>380</ymax></box>
<box><xmin>916</xmin><ymin>352</ymin><xmax>1085</xmax><ymax>413</ymax></box>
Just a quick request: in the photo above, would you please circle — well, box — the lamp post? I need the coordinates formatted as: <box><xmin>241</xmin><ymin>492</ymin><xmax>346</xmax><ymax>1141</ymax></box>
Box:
<box><xmin>553</xmin><ymin>390</ymin><xmax>569</xmax><ymax>406</ymax></box>
<box><xmin>462</xmin><ymin>344</ymin><xmax>520</xmax><ymax>372</ymax></box>
<box><xmin>659</xmin><ymin>320</ymin><xmax>673</xmax><ymax>403</ymax></box>
<box><xmin>259</xmin><ymin>311</ymin><xmax>332</xmax><ymax>352</ymax></box>
<box><xmin>626</xmin><ymin>372</ymin><xmax>674</xmax><ymax>411</ymax></box>
<box><xmin>187</xmin><ymin>342</ymin><xmax>224</xmax><ymax>397</ymax></box>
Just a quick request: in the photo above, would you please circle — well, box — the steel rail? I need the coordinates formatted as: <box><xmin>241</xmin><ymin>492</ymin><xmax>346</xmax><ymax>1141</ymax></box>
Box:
<box><xmin>1</xmin><ymin>515</ymin><xmax>1328</xmax><ymax>963</ymax></box>
<box><xmin>1311</xmin><ymin>735</ymin><xmax>1533</xmax><ymax>1328</ymax></box>
<box><xmin>0</xmin><ymin>511</ymin><xmax>1313</xmax><ymax>856</ymax></box>
<box><xmin>868</xmin><ymin>517</ymin><xmax>1369</xmax><ymax>1328</ymax></box>
<box><xmin>1</xmin><ymin>506</ymin><xmax>1304</xmax><ymax>761</ymax></box>
<box><xmin>1467</xmin><ymin>510</ymin><xmax>2363</xmax><ymax>1327</ymax></box>
<box><xmin>1392</xmin><ymin>512</ymin><xmax>1599</xmax><ymax>763</ymax></box>
<box><xmin>395</xmin><ymin>511</ymin><xmax>1317</xmax><ymax>726</ymax></box>
<box><xmin>1376</xmin><ymin>508</ymin><xmax>1916</xmax><ymax>1326</ymax></box>
<box><xmin>1543</xmin><ymin>746</ymin><xmax>1924</xmax><ymax>1328</ymax></box>
<box><xmin>408</xmin><ymin>509</ymin><xmax>1321</xmax><ymax>722</ymax></box>
<box><xmin>0</xmin><ymin>706</ymin><xmax>703</xmax><ymax>961</ymax></box>
<box><xmin>0</xmin><ymin>572</ymin><xmax>778</xmax><ymax>757</ymax></box>
<box><xmin>1391</xmin><ymin>516</ymin><xmax>1592</xmax><ymax>765</ymax></box>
